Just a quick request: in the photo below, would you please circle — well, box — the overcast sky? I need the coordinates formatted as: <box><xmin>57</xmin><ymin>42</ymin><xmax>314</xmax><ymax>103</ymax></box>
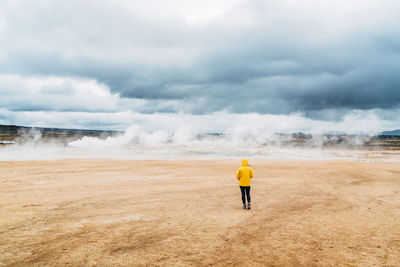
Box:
<box><xmin>0</xmin><ymin>0</ymin><xmax>399</xmax><ymax>133</ymax></box>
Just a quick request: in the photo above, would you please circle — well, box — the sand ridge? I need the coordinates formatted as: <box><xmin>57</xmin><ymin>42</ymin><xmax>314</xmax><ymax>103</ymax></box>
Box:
<box><xmin>1</xmin><ymin>159</ymin><xmax>400</xmax><ymax>266</ymax></box>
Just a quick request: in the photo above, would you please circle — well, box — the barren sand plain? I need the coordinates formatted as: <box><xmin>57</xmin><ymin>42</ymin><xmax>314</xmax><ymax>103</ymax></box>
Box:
<box><xmin>1</xmin><ymin>158</ymin><xmax>400</xmax><ymax>266</ymax></box>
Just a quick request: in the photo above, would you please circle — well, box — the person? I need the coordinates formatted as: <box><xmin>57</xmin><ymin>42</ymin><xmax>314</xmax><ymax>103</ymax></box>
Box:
<box><xmin>236</xmin><ymin>158</ymin><xmax>254</xmax><ymax>210</ymax></box>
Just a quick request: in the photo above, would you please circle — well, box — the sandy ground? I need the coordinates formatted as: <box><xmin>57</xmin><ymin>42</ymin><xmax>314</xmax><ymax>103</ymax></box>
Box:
<box><xmin>1</xmin><ymin>159</ymin><xmax>400</xmax><ymax>266</ymax></box>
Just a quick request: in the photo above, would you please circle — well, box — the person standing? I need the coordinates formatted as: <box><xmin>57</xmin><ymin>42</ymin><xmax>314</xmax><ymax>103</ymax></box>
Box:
<box><xmin>236</xmin><ymin>158</ymin><xmax>254</xmax><ymax>210</ymax></box>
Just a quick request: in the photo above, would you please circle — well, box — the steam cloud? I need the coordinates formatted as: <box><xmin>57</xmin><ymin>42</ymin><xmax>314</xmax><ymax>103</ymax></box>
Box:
<box><xmin>0</xmin><ymin>112</ymin><xmax>398</xmax><ymax>161</ymax></box>
<box><xmin>68</xmin><ymin>111</ymin><xmax>387</xmax><ymax>149</ymax></box>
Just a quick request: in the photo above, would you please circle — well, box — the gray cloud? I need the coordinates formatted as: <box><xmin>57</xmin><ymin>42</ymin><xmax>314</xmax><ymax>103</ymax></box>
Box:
<box><xmin>0</xmin><ymin>0</ymin><xmax>399</xmax><ymax>121</ymax></box>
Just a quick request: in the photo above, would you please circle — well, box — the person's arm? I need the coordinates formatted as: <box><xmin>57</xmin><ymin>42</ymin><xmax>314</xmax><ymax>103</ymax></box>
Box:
<box><xmin>250</xmin><ymin>168</ymin><xmax>254</xmax><ymax>178</ymax></box>
<box><xmin>236</xmin><ymin>169</ymin><xmax>240</xmax><ymax>180</ymax></box>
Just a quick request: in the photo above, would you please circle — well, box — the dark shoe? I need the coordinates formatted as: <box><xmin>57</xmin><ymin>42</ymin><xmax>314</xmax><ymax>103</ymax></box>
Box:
<box><xmin>247</xmin><ymin>203</ymin><xmax>251</xmax><ymax>210</ymax></box>
<box><xmin>243</xmin><ymin>204</ymin><xmax>246</xmax><ymax>209</ymax></box>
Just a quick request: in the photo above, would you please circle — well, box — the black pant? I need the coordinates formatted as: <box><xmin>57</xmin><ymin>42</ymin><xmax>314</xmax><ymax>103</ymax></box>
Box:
<box><xmin>240</xmin><ymin>186</ymin><xmax>251</xmax><ymax>205</ymax></box>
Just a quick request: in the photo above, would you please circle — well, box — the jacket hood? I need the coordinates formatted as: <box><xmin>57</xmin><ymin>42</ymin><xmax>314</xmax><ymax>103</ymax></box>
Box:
<box><xmin>242</xmin><ymin>158</ymin><xmax>248</xmax><ymax>166</ymax></box>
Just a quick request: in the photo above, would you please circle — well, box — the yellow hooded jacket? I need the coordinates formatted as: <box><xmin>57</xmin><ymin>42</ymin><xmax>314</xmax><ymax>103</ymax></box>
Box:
<box><xmin>236</xmin><ymin>158</ymin><xmax>254</xmax><ymax>187</ymax></box>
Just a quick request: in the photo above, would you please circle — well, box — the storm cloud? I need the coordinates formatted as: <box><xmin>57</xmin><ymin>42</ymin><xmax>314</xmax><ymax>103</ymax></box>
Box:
<box><xmin>0</xmin><ymin>0</ymin><xmax>399</xmax><ymax>130</ymax></box>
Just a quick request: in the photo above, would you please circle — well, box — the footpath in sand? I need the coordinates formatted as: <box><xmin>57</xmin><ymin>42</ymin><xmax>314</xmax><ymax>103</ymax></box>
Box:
<box><xmin>1</xmin><ymin>159</ymin><xmax>400</xmax><ymax>266</ymax></box>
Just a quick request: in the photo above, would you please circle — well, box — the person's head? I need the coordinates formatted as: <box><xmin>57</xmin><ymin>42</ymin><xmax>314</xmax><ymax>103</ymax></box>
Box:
<box><xmin>242</xmin><ymin>158</ymin><xmax>248</xmax><ymax>166</ymax></box>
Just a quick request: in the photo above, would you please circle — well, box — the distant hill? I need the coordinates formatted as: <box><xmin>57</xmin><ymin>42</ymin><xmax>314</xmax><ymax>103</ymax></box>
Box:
<box><xmin>381</xmin><ymin>129</ymin><xmax>400</xmax><ymax>136</ymax></box>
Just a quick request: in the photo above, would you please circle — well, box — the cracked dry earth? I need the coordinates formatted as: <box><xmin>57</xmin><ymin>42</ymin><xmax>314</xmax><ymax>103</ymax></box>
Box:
<box><xmin>1</xmin><ymin>159</ymin><xmax>400</xmax><ymax>266</ymax></box>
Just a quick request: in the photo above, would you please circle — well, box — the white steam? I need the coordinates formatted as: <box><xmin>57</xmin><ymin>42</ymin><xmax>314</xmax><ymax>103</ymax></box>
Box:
<box><xmin>68</xmin><ymin>125</ymin><xmax>198</xmax><ymax>148</ymax></box>
<box><xmin>0</xmin><ymin>111</ymin><xmax>399</xmax><ymax>161</ymax></box>
<box><xmin>67</xmin><ymin>111</ymin><xmax>386</xmax><ymax>149</ymax></box>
